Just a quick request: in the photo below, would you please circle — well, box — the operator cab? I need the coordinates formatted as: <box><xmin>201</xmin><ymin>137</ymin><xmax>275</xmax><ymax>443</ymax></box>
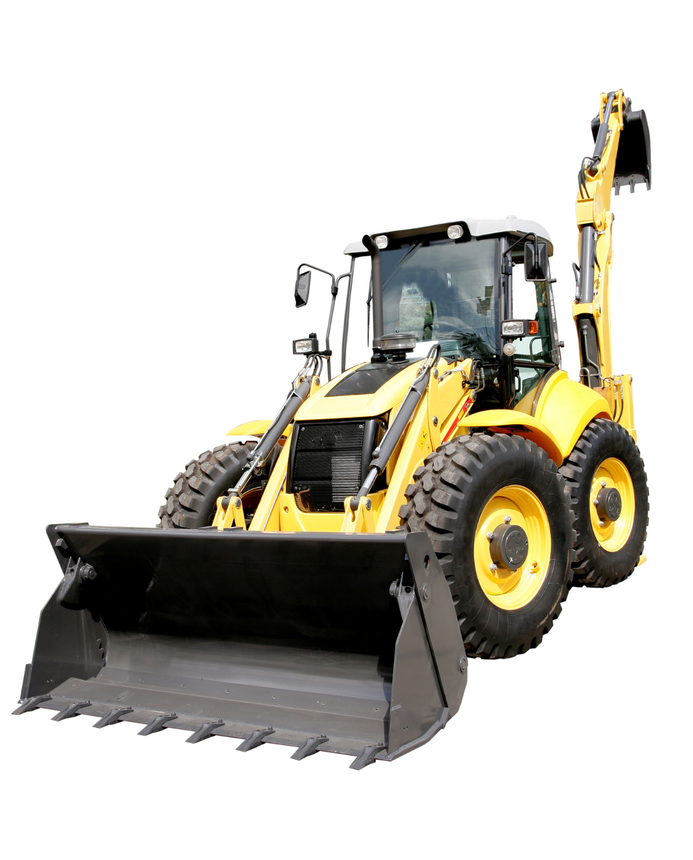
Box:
<box><xmin>345</xmin><ymin>218</ymin><xmax>561</xmax><ymax>410</ymax></box>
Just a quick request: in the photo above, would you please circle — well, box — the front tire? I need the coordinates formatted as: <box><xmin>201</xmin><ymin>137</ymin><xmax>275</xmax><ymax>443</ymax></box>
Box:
<box><xmin>399</xmin><ymin>434</ymin><xmax>573</xmax><ymax>659</ymax></box>
<box><xmin>559</xmin><ymin>418</ymin><xmax>648</xmax><ymax>587</ymax></box>
<box><xmin>158</xmin><ymin>442</ymin><xmax>260</xmax><ymax>529</ymax></box>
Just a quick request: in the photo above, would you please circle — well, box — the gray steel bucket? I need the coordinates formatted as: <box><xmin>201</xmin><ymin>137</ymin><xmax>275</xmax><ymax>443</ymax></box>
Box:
<box><xmin>16</xmin><ymin>525</ymin><xmax>466</xmax><ymax>769</ymax></box>
<box><xmin>592</xmin><ymin>108</ymin><xmax>651</xmax><ymax>193</ymax></box>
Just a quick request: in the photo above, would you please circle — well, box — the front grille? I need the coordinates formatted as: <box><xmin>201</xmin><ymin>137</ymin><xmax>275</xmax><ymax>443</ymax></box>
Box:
<box><xmin>289</xmin><ymin>420</ymin><xmax>369</xmax><ymax>513</ymax></box>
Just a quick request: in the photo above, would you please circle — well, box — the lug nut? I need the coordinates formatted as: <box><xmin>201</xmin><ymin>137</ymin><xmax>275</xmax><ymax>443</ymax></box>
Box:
<box><xmin>601</xmin><ymin>481</ymin><xmax>607</xmax><ymax>488</ymax></box>
<box><xmin>504</xmin><ymin>516</ymin><xmax>511</xmax><ymax>524</ymax></box>
<box><xmin>486</xmin><ymin>532</ymin><xmax>494</xmax><ymax>541</ymax></box>
<box><xmin>490</xmin><ymin>563</ymin><xmax>498</xmax><ymax>572</ymax></box>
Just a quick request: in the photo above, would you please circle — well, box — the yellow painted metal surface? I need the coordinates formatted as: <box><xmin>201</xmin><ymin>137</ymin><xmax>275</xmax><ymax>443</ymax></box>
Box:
<box><xmin>573</xmin><ymin>90</ymin><xmax>626</xmax><ymax>387</ymax></box>
<box><xmin>226</xmin><ymin>419</ymin><xmax>272</xmax><ymax>437</ymax></box>
<box><xmin>247</xmin><ymin>426</ymin><xmax>293</xmax><ymax>532</ymax></box>
<box><xmin>589</xmin><ymin>457</ymin><xmax>635</xmax><ymax>552</ymax></box>
<box><xmin>228</xmin><ymin>358</ymin><xmax>610</xmax><ymax>534</ymax></box>
<box><xmin>598</xmin><ymin>374</ymin><xmax>636</xmax><ymax>440</ymax></box>
<box><xmin>532</xmin><ymin>371</ymin><xmax>610</xmax><ymax>460</ymax></box>
<box><xmin>343</xmin><ymin>495</ymin><xmax>377</xmax><ymax>534</ymax></box>
<box><xmin>456</xmin><ymin>410</ymin><xmax>563</xmax><ymax>466</ymax></box>
<box><xmin>375</xmin><ymin>390</ymin><xmax>434</xmax><ymax>532</ymax></box>
<box><xmin>233</xmin><ymin>356</ymin><xmax>471</xmax><ymax>534</ymax></box>
<box><xmin>473</xmin><ymin>485</ymin><xmax>551</xmax><ymax>610</ymax></box>
<box><xmin>213</xmin><ymin>494</ymin><xmax>247</xmax><ymax>530</ymax></box>
<box><xmin>451</xmin><ymin>371</ymin><xmax>611</xmax><ymax>465</ymax></box>
<box><xmin>295</xmin><ymin>363</ymin><xmax>421</xmax><ymax>421</ymax></box>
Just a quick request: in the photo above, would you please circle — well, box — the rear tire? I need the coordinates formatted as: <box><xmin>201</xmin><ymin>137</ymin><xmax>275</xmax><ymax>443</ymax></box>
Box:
<box><xmin>158</xmin><ymin>442</ymin><xmax>261</xmax><ymax>529</ymax></box>
<box><xmin>559</xmin><ymin>418</ymin><xmax>648</xmax><ymax>587</ymax></box>
<box><xmin>399</xmin><ymin>434</ymin><xmax>573</xmax><ymax>659</ymax></box>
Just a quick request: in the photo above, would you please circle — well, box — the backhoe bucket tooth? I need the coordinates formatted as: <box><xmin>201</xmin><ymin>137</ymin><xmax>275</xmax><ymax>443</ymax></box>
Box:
<box><xmin>592</xmin><ymin>108</ymin><xmax>651</xmax><ymax>193</ymax></box>
<box><xmin>19</xmin><ymin>524</ymin><xmax>467</xmax><ymax>767</ymax></box>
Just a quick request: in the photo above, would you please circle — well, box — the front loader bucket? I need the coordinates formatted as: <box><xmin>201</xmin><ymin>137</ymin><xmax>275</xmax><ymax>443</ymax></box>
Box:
<box><xmin>16</xmin><ymin>525</ymin><xmax>466</xmax><ymax>769</ymax></box>
<box><xmin>592</xmin><ymin>108</ymin><xmax>651</xmax><ymax>193</ymax></box>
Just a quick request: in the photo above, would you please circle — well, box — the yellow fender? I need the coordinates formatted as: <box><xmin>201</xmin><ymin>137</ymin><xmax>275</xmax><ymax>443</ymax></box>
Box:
<box><xmin>458</xmin><ymin>411</ymin><xmax>564</xmax><ymax>465</ymax></box>
<box><xmin>532</xmin><ymin>371</ymin><xmax>611</xmax><ymax>460</ymax></box>
<box><xmin>456</xmin><ymin>371</ymin><xmax>610</xmax><ymax>466</ymax></box>
<box><xmin>226</xmin><ymin>419</ymin><xmax>272</xmax><ymax>437</ymax></box>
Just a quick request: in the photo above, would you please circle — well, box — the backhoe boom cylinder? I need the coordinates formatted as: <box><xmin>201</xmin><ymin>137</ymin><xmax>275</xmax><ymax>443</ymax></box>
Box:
<box><xmin>578</xmin><ymin>226</ymin><xmax>596</xmax><ymax>303</ymax></box>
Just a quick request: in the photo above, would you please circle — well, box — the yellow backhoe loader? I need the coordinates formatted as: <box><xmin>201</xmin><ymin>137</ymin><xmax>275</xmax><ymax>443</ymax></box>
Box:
<box><xmin>16</xmin><ymin>91</ymin><xmax>650</xmax><ymax>768</ymax></box>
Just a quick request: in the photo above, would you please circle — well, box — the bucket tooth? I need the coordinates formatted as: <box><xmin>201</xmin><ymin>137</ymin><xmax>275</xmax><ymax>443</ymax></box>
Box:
<box><xmin>185</xmin><ymin>719</ymin><xmax>224</xmax><ymax>744</ymax></box>
<box><xmin>138</xmin><ymin>713</ymin><xmax>178</xmax><ymax>736</ymax></box>
<box><xmin>236</xmin><ymin>727</ymin><xmax>275</xmax><ymax>752</ymax></box>
<box><xmin>291</xmin><ymin>735</ymin><xmax>329</xmax><ymax>761</ymax></box>
<box><xmin>52</xmin><ymin>701</ymin><xmax>91</xmax><ymax>722</ymax></box>
<box><xmin>350</xmin><ymin>743</ymin><xmax>386</xmax><ymax>770</ymax></box>
<box><xmin>93</xmin><ymin>707</ymin><xmax>134</xmax><ymax>728</ymax></box>
<box><xmin>13</xmin><ymin>695</ymin><xmax>52</xmax><ymax>715</ymax></box>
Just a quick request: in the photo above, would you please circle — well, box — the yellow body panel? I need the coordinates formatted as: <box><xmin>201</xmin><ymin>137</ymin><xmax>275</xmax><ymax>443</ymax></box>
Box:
<box><xmin>532</xmin><ymin>371</ymin><xmax>611</xmax><ymax>459</ymax></box>
<box><xmin>452</xmin><ymin>371</ymin><xmax>610</xmax><ymax>466</ymax></box>
<box><xmin>217</xmin><ymin>358</ymin><xmax>613</xmax><ymax>534</ymax></box>
<box><xmin>355</xmin><ymin>361</ymin><xmax>464</xmax><ymax>532</ymax></box>
<box><xmin>218</xmin><ymin>360</ymin><xmax>614</xmax><ymax>533</ymax></box>
<box><xmin>247</xmin><ymin>426</ymin><xmax>294</xmax><ymax>531</ymax></box>
<box><xmin>296</xmin><ymin>361</ymin><xmax>423</xmax><ymax>421</ymax></box>
<box><xmin>277</xmin><ymin>493</ymin><xmax>346</xmax><ymax>532</ymax></box>
<box><xmin>226</xmin><ymin>419</ymin><xmax>272</xmax><ymax>437</ymax></box>
<box><xmin>456</xmin><ymin>410</ymin><xmax>563</xmax><ymax>466</ymax></box>
<box><xmin>233</xmin><ymin>357</ymin><xmax>470</xmax><ymax>534</ymax></box>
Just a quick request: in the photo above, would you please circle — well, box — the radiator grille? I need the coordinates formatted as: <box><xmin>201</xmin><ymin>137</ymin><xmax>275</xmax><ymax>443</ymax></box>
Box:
<box><xmin>290</xmin><ymin>421</ymin><xmax>366</xmax><ymax>512</ymax></box>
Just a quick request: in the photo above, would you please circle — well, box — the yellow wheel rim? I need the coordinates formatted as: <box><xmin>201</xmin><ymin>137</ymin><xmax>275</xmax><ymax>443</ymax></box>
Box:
<box><xmin>473</xmin><ymin>485</ymin><xmax>551</xmax><ymax>611</ymax></box>
<box><xmin>589</xmin><ymin>458</ymin><xmax>635</xmax><ymax>552</ymax></box>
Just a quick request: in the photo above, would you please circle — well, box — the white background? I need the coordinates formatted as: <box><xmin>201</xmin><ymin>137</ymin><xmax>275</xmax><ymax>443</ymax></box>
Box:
<box><xmin>1</xmin><ymin>2</ymin><xmax>689</xmax><ymax>858</ymax></box>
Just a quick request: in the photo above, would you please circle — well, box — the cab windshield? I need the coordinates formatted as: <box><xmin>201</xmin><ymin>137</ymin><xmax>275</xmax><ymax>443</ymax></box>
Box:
<box><xmin>380</xmin><ymin>239</ymin><xmax>499</xmax><ymax>361</ymax></box>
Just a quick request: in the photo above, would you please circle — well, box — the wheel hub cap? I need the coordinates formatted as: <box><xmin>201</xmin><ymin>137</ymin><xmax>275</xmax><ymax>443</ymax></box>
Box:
<box><xmin>595</xmin><ymin>486</ymin><xmax>622</xmax><ymax>522</ymax></box>
<box><xmin>489</xmin><ymin>523</ymin><xmax>529</xmax><ymax>571</ymax></box>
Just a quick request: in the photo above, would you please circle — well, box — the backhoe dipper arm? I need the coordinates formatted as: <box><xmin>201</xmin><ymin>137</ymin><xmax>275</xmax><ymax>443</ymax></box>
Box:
<box><xmin>573</xmin><ymin>90</ymin><xmax>651</xmax><ymax>389</ymax></box>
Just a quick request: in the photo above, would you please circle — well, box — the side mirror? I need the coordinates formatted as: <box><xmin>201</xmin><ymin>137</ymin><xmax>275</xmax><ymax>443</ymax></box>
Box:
<box><xmin>294</xmin><ymin>270</ymin><xmax>311</xmax><ymax>308</ymax></box>
<box><xmin>524</xmin><ymin>241</ymin><xmax>549</xmax><ymax>281</ymax></box>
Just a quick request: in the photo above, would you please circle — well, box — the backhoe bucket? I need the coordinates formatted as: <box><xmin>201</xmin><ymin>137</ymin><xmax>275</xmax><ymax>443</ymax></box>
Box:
<box><xmin>592</xmin><ymin>108</ymin><xmax>651</xmax><ymax>193</ymax></box>
<box><xmin>16</xmin><ymin>525</ymin><xmax>466</xmax><ymax>769</ymax></box>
